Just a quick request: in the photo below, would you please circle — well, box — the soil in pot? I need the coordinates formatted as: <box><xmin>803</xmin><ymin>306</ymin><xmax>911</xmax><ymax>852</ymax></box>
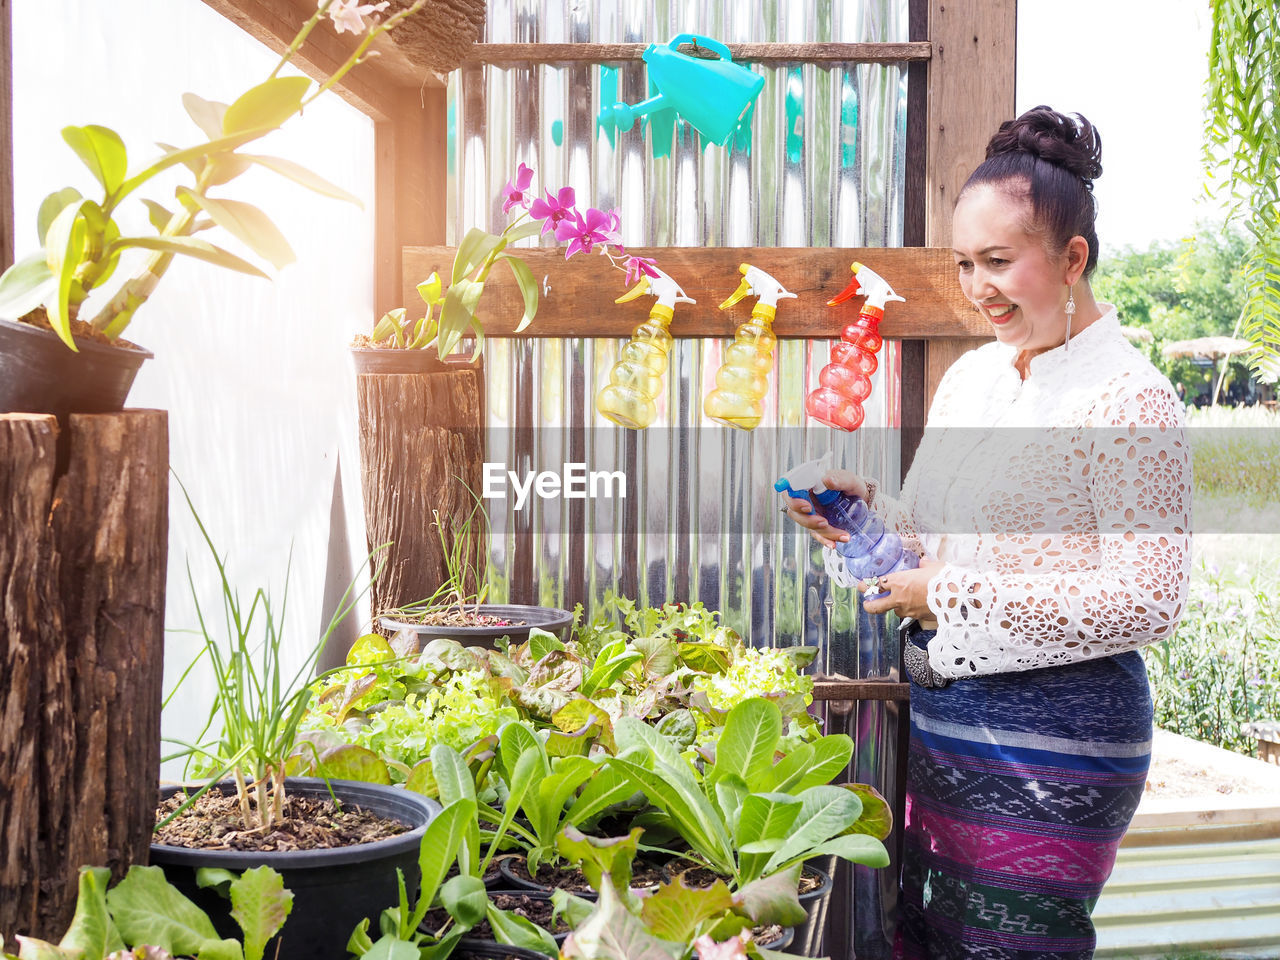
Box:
<box><xmin>154</xmin><ymin>788</ymin><xmax>409</xmax><ymax>851</ymax></box>
<box><xmin>666</xmin><ymin>864</ymin><xmax>826</xmax><ymax>896</ymax></box>
<box><xmin>500</xmin><ymin>853</ymin><xmax>666</xmax><ymax>896</ymax></box>
<box><xmin>423</xmin><ymin>892</ymin><xmax>569</xmax><ymax>941</ymax></box>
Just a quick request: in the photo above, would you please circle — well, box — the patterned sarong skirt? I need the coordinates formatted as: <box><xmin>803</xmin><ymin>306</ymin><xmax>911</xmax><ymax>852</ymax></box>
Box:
<box><xmin>895</xmin><ymin>628</ymin><xmax>1152</xmax><ymax>959</ymax></box>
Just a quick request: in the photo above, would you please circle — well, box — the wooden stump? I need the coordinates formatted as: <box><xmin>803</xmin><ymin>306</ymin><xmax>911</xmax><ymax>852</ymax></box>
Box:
<box><xmin>356</xmin><ymin>371</ymin><xmax>485</xmax><ymax>620</ymax></box>
<box><xmin>0</xmin><ymin>411</ymin><xmax>168</xmax><ymax>943</ymax></box>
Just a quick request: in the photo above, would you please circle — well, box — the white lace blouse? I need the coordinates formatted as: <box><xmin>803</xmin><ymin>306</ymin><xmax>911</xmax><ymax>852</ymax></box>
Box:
<box><xmin>876</xmin><ymin>305</ymin><xmax>1192</xmax><ymax>679</ymax></box>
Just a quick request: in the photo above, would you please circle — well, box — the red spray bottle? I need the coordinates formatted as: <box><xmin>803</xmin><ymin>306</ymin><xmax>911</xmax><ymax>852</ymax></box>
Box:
<box><xmin>805</xmin><ymin>261</ymin><xmax>905</xmax><ymax>431</ymax></box>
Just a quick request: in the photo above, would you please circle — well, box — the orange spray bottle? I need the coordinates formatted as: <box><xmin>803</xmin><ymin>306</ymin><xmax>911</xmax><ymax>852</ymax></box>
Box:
<box><xmin>805</xmin><ymin>261</ymin><xmax>905</xmax><ymax>431</ymax></box>
<box><xmin>703</xmin><ymin>263</ymin><xmax>796</xmax><ymax>430</ymax></box>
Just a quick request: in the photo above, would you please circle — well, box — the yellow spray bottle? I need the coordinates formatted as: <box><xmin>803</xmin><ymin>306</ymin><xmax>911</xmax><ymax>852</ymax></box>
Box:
<box><xmin>595</xmin><ymin>267</ymin><xmax>695</xmax><ymax>429</ymax></box>
<box><xmin>703</xmin><ymin>263</ymin><xmax>796</xmax><ymax>430</ymax></box>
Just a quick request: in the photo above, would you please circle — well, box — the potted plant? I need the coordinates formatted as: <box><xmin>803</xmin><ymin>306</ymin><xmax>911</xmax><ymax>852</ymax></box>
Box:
<box><xmin>0</xmin><ymin>0</ymin><xmax>429</xmax><ymax>426</ymax></box>
<box><xmin>153</xmin><ymin>488</ymin><xmax>441</xmax><ymax>960</ymax></box>
<box><xmin>352</xmin><ymin>167</ymin><xmax>659</xmax><ymax>619</ymax></box>
<box><xmin>550</xmin><ymin>830</ymin><xmax>797</xmax><ymax>959</ymax></box>
<box><xmin>377</xmin><ymin>499</ymin><xmax>574</xmax><ymax>647</ymax></box>
<box><xmin>603</xmin><ymin>699</ymin><xmax>893</xmax><ymax>954</ymax></box>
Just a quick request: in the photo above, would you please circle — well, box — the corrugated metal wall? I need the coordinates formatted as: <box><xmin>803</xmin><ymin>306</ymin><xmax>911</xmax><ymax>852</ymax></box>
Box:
<box><xmin>448</xmin><ymin>7</ymin><xmax>909</xmax><ymax>952</ymax></box>
<box><xmin>449</xmin><ymin>0</ymin><xmax>909</xmax><ymax>643</ymax></box>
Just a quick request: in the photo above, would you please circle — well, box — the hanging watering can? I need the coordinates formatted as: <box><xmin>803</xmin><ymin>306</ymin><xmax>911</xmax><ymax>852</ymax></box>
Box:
<box><xmin>597</xmin><ymin>34</ymin><xmax>764</xmax><ymax>156</ymax></box>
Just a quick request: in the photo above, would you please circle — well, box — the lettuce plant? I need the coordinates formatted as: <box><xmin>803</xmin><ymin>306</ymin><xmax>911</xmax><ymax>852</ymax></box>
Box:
<box><xmin>606</xmin><ymin>699</ymin><xmax>891</xmax><ymax>890</ymax></box>
<box><xmin>551</xmin><ymin>829</ymin><xmax>796</xmax><ymax>960</ymax></box>
<box><xmin>3</xmin><ymin>865</ymin><xmax>290</xmax><ymax>960</ymax></box>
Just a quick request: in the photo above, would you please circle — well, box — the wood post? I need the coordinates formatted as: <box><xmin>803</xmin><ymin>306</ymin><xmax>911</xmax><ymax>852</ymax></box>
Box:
<box><xmin>356</xmin><ymin>369</ymin><xmax>485</xmax><ymax>621</ymax></box>
<box><xmin>0</xmin><ymin>411</ymin><xmax>168</xmax><ymax>944</ymax></box>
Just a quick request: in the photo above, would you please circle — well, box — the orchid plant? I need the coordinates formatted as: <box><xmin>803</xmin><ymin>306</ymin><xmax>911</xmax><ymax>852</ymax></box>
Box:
<box><xmin>0</xmin><ymin>0</ymin><xmax>426</xmax><ymax>352</ymax></box>
<box><xmin>370</xmin><ymin>162</ymin><xmax>661</xmax><ymax>358</ymax></box>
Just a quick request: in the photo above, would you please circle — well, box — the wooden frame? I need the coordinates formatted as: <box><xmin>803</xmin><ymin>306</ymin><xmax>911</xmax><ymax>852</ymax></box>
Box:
<box><xmin>402</xmin><ymin>245</ymin><xmax>985</xmax><ymax>340</ymax></box>
<box><xmin>1</xmin><ymin>0</ymin><xmax>12</xmax><ymax>274</ymax></box>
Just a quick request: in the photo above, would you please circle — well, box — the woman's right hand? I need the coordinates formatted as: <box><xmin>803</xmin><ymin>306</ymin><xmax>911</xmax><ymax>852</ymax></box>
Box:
<box><xmin>782</xmin><ymin>470</ymin><xmax>870</xmax><ymax>550</ymax></box>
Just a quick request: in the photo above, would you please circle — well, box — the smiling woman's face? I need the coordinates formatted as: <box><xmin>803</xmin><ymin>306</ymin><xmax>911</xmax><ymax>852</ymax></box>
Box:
<box><xmin>952</xmin><ymin>182</ymin><xmax>1076</xmax><ymax>357</ymax></box>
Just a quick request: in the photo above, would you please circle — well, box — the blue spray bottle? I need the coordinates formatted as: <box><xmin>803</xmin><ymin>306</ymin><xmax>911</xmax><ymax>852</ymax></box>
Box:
<box><xmin>775</xmin><ymin>453</ymin><xmax>919</xmax><ymax>599</ymax></box>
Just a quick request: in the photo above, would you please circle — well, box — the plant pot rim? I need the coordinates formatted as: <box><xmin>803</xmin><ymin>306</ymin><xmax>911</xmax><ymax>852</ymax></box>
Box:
<box><xmin>350</xmin><ymin>344</ymin><xmax>481</xmax><ymax>374</ymax></box>
<box><xmin>380</xmin><ymin>604</ymin><xmax>574</xmax><ymax>641</ymax></box>
<box><xmin>0</xmin><ymin>315</ymin><xmax>153</xmax><ymax>361</ymax></box>
<box><xmin>151</xmin><ymin>777</ymin><xmax>440</xmax><ymax>869</ymax></box>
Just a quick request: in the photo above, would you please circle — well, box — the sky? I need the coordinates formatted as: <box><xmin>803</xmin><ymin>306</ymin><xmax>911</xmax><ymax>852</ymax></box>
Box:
<box><xmin>1015</xmin><ymin>0</ymin><xmax>1226</xmax><ymax>254</ymax></box>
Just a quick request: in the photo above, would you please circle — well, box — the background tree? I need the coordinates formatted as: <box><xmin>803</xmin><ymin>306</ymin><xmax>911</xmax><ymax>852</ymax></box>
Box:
<box><xmin>1094</xmin><ymin>223</ymin><xmax>1251</xmax><ymax>401</ymax></box>
<box><xmin>1205</xmin><ymin>0</ymin><xmax>1280</xmax><ymax>366</ymax></box>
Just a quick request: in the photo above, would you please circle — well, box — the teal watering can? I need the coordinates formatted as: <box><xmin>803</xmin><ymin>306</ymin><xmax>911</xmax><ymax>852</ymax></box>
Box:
<box><xmin>598</xmin><ymin>34</ymin><xmax>764</xmax><ymax>156</ymax></box>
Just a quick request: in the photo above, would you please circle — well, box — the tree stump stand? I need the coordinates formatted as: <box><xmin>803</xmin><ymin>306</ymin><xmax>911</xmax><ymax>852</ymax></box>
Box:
<box><xmin>356</xmin><ymin>366</ymin><xmax>485</xmax><ymax>621</ymax></box>
<box><xmin>0</xmin><ymin>411</ymin><xmax>168</xmax><ymax>943</ymax></box>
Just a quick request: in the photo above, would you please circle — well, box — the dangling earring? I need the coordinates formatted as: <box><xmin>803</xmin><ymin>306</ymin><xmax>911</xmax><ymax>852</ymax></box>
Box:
<box><xmin>1064</xmin><ymin>286</ymin><xmax>1076</xmax><ymax>355</ymax></box>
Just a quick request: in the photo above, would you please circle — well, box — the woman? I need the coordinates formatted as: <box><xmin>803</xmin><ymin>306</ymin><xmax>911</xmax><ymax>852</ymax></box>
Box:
<box><xmin>787</xmin><ymin>107</ymin><xmax>1191</xmax><ymax>957</ymax></box>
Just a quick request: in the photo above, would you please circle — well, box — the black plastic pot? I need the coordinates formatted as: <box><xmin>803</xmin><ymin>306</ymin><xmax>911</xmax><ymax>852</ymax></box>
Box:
<box><xmin>380</xmin><ymin>604</ymin><xmax>575</xmax><ymax>649</ymax></box>
<box><xmin>453</xmin><ymin>942</ymin><xmax>555</xmax><ymax>960</ymax></box>
<box><xmin>662</xmin><ymin>861</ymin><xmax>829</xmax><ymax>956</ymax></box>
<box><xmin>790</xmin><ymin>861</ymin><xmax>834</xmax><ymax>957</ymax></box>
<box><xmin>432</xmin><ymin>890</ymin><xmax>565</xmax><ymax>958</ymax></box>
<box><xmin>150</xmin><ymin>779</ymin><xmax>440</xmax><ymax>960</ymax></box>
<box><xmin>496</xmin><ymin>854</ymin><xmax>597</xmax><ymax>901</ymax></box>
<box><xmin>0</xmin><ymin>317</ymin><xmax>152</xmax><ymax>425</ymax></box>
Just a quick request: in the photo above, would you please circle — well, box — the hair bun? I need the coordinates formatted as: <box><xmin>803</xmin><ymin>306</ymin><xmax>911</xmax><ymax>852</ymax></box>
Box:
<box><xmin>985</xmin><ymin>105</ymin><xmax>1102</xmax><ymax>184</ymax></box>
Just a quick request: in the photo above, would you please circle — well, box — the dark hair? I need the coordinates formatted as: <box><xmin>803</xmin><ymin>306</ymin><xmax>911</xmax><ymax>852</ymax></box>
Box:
<box><xmin>960</xmin><ymin>106</ymin><xmax>1103</xmax><ymax>277</ymax></box>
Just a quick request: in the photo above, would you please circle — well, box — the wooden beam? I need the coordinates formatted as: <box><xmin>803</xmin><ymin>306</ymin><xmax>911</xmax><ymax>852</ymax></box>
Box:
<box><xmin>0</xmin><ymin>0</ymin><xmax>12</xmax><ymax>273</ymax></box>
<box><xmin>403</xmin><ymin>246</ymin><xmax>982</xmax><ymax>340</ymax></box>
<box><xmin>900</xmin><ymin>0</ymin><xmax>929</xmax><ymax>480</ymax></box>
<box><xmin>196</xmin><ymin>0</ymin><xmax>441</xmax><ymax>123</ymax></box>
<box><xmin>922</xmin><ymin>0</ymin><xmax>1014</xmax><ymax>403</ymax></box>
<box><xmin>463</xmin><ymin>41</ymin><xmax>933</xmax><ymax>65</ymax></box>
<box><xmin>374</xmin><ymin>86</ymin><xmax>446</xmax><ymax>321</ymax></box>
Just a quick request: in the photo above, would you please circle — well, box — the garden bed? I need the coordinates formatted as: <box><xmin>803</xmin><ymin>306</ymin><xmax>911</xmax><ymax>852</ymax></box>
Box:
<box><xmin>1133</xmin><ymin>728</ymin><xmax>1280</xmax><ymax>840</ymax></box>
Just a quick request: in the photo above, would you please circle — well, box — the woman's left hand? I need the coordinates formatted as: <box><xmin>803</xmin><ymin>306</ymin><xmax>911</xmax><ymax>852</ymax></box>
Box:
<box><xmin>860</xmin><ymin>559</ymin><xmax>943</xmax><ymax>620</ymax></box>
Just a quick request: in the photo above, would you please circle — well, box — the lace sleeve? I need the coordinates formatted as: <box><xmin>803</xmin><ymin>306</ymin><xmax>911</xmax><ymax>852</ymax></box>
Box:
<box><xmin>924</xmin><ymin>381</ymin><xmax>1192</xmax><ymax>678</ymax></box>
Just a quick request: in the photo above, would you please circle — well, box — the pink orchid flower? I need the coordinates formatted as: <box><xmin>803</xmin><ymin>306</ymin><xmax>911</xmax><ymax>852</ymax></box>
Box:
<box><xmin>529</xmin><ymin>187</ymin><xmax>577</xmax><ymax>235</ymax></box>
<box><xmin>623</xmin><ymin>255</ymin><xmax>660</xmax><ymax>285</ymax></box>
<box><xmin>323</xmin><ymin>0</ymin><xmax>389</xmax><ymax>35</ymax></box>
<box><xmin>555</xmin><ymin>206</ymin><xmax>623</xmax><ymax>259</ymax></box>
<box><xmin>693</xmin><ymin>935</ymin><xmax>748</xmax><ymax>960</ymax></box>
<box><xmin>502</xmin><ymin>163</ymin><xmax>535</xmax><ymax>214</ymax></box>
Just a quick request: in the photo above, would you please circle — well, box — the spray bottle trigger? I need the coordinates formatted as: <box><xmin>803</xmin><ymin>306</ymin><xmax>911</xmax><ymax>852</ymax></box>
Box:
<box><xmin>615</xmin><ymin>277</ymin><xmax>652</xmax><ymax>304</ymax></box>
<box><xmin>827</xmin><ymin>274</ymin><xmax>863</xmax><ymax>306</ymax></box>
<box><xmin>718</xmin><ymin>276</ymin><xmax>752</xmax><ymax>310</ymax></box>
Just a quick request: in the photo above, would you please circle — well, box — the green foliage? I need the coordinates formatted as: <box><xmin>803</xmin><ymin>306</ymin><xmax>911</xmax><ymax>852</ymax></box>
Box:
<box><xmin>4</xmin><ymin>866</ymin><xmax>289</xmax><ymax>960</ymax></box>
<box><xmin>1205</xmin><ymin>0</ymin><xmax>1280</xmax><ymax>368</ymax></box>
<box><xmin>161</xmin><ymin>482</ymin><xmax>378</xmax><ymax>830</ymax></box>
<box><xmin>0</xmin><ymin>1</ymin><xmax>426</xmax><ymax>348</ymax></box>
<box><xmin>606</xmin><ymin>699</ymin><xmax>890</xmax><ymax>888</ymax></box>
<box><xmin>347</xmin><ymin>794</ymin><xmax>488</xmax><ymax>960</ymax></box>
<box><xmin>1092</xmin><ymin>225</ymin><xmax>1251</xmax><ymax>396</ymax></box>
<box><xmin>1144</xmin><ymin>558</ymin><xmax>1280</xmax><ymax>756</ymax></box>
